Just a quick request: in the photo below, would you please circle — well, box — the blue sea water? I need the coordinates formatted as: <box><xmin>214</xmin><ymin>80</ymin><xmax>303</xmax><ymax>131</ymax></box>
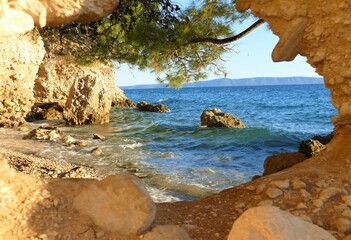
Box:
<box><xmin>6</xmin><ymin>84</ymin><xmax>335</xmax><ymax>202</ymax></box>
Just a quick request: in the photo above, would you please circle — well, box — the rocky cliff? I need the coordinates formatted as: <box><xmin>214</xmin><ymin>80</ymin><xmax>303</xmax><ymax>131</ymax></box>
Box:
<box><xmin>0</xmin><ymin>30</ymin><xmax>45</xmax><ymax>127</ymax></box>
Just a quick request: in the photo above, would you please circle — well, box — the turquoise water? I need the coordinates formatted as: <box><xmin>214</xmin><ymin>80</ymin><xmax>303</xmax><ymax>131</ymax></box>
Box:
<box><xmin>18</xmin><ymin>84</ymin><xmax>337</xmax><ymax>202</ymax></box>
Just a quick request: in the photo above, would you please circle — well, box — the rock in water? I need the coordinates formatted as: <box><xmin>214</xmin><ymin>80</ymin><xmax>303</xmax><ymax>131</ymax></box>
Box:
<box><xmin>136</xmin><ymin>101</ymin><xmax>170</xmax><ymax>112</ymax></box>
<box><xmin>299</xmin><ymin>133</ymin><xmax>332</xmax><ymax>158</ymax></box>
<box><xmin>200</xmin><ymin>109</ymin><xmax>246</xmax><ymax>128</ymax></box>
<box><xmin>263</xmin><ymin>152</ymin><xmax>306</xmax><ymax>175</ymax></box>
<box><xmin>228</xmin><ymin>206</ymin><xmax>336</xmax><ymax>240</ymax></box>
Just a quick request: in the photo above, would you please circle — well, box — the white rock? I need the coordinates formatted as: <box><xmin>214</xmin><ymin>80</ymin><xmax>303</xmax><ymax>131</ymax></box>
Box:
<box><xmin>320</xmin><ymin>187</ymin><xmax>342</xmax><ymax>202</ymax></box>
<box><xmin>142</xmin><ymin>225</ymin><xmax>191</xmax><ymax>240</ymax></box>
<box><xmin>73</xmin><ymin>174</ymin><xmax>156</xmax><ymax>236</ymax></box>
<box><xmin>228</xmin><ymin>206</ymin><xmax>336</xmax><ymax>240</ymax></box>
<box><xmin>266</xmin><ymin>187</ymin><xmax>283</xmax><ymax>199</ymax></box>
<box><xmin>271</xmin><ymin>180</ymin><xmax>290</xmax><ymax>189</ymax></box>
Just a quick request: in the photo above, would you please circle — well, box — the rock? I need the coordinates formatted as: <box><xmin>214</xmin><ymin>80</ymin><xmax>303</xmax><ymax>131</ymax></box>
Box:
<box><xmin>333</xmin><ymin>218</ymin><xmax>351</xmax><ymax>233</ymax></box>
<box><xmin>263</xmin><ymin>152</ymin><xmax>306</xmax><ymax>175</ymax></box>
<box><xmin>22</xmin><ymin>126</ymin><xmax>62</xmax><ymax>141</ymax></box>
<box><xmin>296</xmin><ymin>202</ymin><xmax>307</xmax><ymax>209</ymax></box>
<box><xmin>228</xmin><ymin>206</ymin><xmax>336</xmax><ymax>240</ymax></box>
<box><xmin>299</xmin><ymin>139</ymin><xmax>327</xmax><ymax>158</ymax></box>
<box><xmin>299</xmin><ymin>189</ymin><xmax>312</xmax><ymax>199</ymax></box>
<box><xmin>257</xmin><ymin>200</ymin><xmax>273</xmax><ymax>206</ymax></box>
<box><xmin>342</xmin><ymin>210</ymin><xmax>351</xmax><ymax>218</ymax></box>
<box><xmin>319</xmin><ymin>187</ymin><xmax>342</xmax><ymax>202</ymax></box>
<box><xmin>142</xmin><ymin>225</ymin><xmax>191</xmax><ymax>240</ymax></box>
<box><xmin>246</xmin><ymin>185</ymin><xmax>256</xmax><ymax>191</ymax></box>
<box><xmin>291</xmin><ymin>178</ymin><xmax>306</xmax><ymax>189</ymax></box>
<box><xmin>64</xmin><ymin>74</ymin><xmax>112</xmax><ymax>125</ymax></box>
<box><xmin>0</xmin><ymin>30</ymin><xmax>45</xmax><ymax>127</ymax></box>
<box><xmin>270</xmin><ymin>180</ymin><xmax>290</xmax><ymax>189</ymax></box>
<box><xmin>91</xmin><ymin>147</ymin><xmax>102</xmax><ymax>155</ymax></box>
<box><xmin>265</xmin><ymin>187</ymin><xmax>283</xmax><ymax>199</ymax></box>
<box><xmin>74</xmin><ymin>174</ymin><xmax>156</xmax><ymax>236</ymax></box>
<box><xmin>136</xmin><ymin>101</ymin><xmax>170</xmax><ymax>113</ymax></box>
<box><xmin>35</xmin><ymin>56</ymin><xmax>125</xmax><ymax>125</ymax></box>
<box><xmin>200</xmin><ymin>109</ymin><xmax>246</xmax><ymax>128</ymax></box>
<box><xmin>256</xmin><ymin>184</ymin><xmax>266</xmax><ymax>194</ymax></box>
<box><xmin>342</xmin><ymin>195</ymin><xmax>351</xmax><ymax>207</ymax></box>
<box><xmin>313</xmin><ymin>199</ymin><xmax>324</xmax><ymax>208</ymax></box>
<box><xmin>25</xmin><ymin>102</ymin><xmax>64</xmax><ymax>122</ymax></box>
<box><xmin>93</xmin><ymin>133</ymin><xmax>106</xmax><ymax>140</ymax></box>
<box><xmin>111</xmin><ymin>88</ymin><xmax>136</xmax><ymax>108</ymax></box>
<box><xmin>0</xmin><ymin>0</ymin><xmax>119</xmax><ymax>37</ymax></box>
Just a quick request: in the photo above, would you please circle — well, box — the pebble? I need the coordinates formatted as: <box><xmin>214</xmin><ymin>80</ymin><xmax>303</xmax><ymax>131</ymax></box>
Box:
<box><xmin>256</xmin><ymin>184</ymin><xmax>266</xmax><ymax>194</ymax></box>
<box><xmin>91</xmin><ymin>147</ymin><xmax>102</xmax><ymax>155</ymax></box>
<box><xmin>334</xmin><ymin>204</ymin><xmax>350</xmax><ymax>214</ymax></box>
<box><xmin>270</xmin><ymin>180</ymin><xmax>290</xmax><ymax>189</ymax></box>
<box><xmin>313</xmin><ymin>199</ymin><xmax>324</xmax><ymax>208</ymax></box>
<box><xmin>319</xmin><ymin>187</ymin><xmax>342</xmax><ymax>201</ymax></box>
<box><xmin>235</xmin><ymin>203</ymin><xmax>245</xmax><ymax>209</ymax></box>
<box><xmin>342</xmin><ymin>195</ymin><xmax>351</xmax><ymax>207</ymax></box>
<box><xmin>316</xmin><ymin>180</ymin><xmax>329</xmax><ymax>188</ymax></box>
<box><xmin>246</xmin><ymin>185</ymin><xmax>256</xmax><ymax>191</ymax></box>
<box><xmin>265</xmin><ymin>187</ymin><xmax>283</xmax><ymax>199</ymax></box>
<box><xmin>335</xmin><ymin>218</ymin><xmax>351</xmax><ymax>233</ymax></box>
<box><xmin>292</xmin><ymin>179</ymin><xmax>306</xmax><ymax>189</ymax></box>
<box><xmin>296</xmin><ymin>202</ymin><xmax>307</xmax><ymax>209</ymax></box>
<box><xmin>299</xmin><ymin>189</ymin><xmax>311</xmax><ymax>199</ymax></box>
<box><xmin>93</xmin><ymin>133</ymin><xmax>106</xmax><ymax>140</ymax></box>
<box><xmin>257</xmin><ymin>200</ymin><xmax>273</xmax><ymax>206</ymax></box>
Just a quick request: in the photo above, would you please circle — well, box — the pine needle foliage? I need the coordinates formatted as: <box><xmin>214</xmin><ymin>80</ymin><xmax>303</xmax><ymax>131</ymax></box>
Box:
<box><xmin>40</xmin><ymin>0</ymin><xmax>256</xmax><ymax>88</ymax></box>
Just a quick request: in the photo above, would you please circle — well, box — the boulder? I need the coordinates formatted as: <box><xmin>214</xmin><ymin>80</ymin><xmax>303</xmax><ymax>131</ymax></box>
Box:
<box><xmin>111</xmin><ymin>87</ymin><xmax>136</xmax><ymax>108</ymax></box>
<box><xmin>0</xmin><ymin>31</ymin><xmax>45</xmax><ymax>127</ymax></box>
<box><xmin>142</xmin><ymin>225</ymin><xmax>191</xmax><ymax>240</ymax></box>
<box><xmin>299</xmin><ymin>133</ymin><xmax>333</xmax><ymax>158</ymax></box>
<box><xmin>200</xmin><ymin>109</ymin><xmax>246</xmax><ymax>128</ymax></box>
<box><xmin>228</xmin><ymin>206</ymin><xmax>336</xmax><ymax>240</ymax></box>
<box><xmin>63</xmin><ymin>74</ymin><xmax>111</xmax><ymax>125</ymax></box>
<box><xmin>22</xmin><ymin>126</ymin><xmax>63</xmax><ymax>141</ymax></box>
<box><xmin>137</xmin><ymin>101</ymin><xmax>170</xmax><ymax>113</ymax></box>
<box><xmin>263</xmin><ymin>152</ymin><xmax>306</xmax><ymax>176</ymax></box>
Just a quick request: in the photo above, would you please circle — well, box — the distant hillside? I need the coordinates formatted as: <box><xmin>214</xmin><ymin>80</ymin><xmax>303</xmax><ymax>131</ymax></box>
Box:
<box><xmin>121</xmin><ymin>77</ymin><xmax>323</xmax><ymax>89</ymax></box>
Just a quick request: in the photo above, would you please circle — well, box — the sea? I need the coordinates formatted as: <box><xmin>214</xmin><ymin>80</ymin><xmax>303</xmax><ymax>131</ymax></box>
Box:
<box><xmin>0</xmin><ymin>84</ymin><xmax>336</xmax><ymax>202</ymax></box>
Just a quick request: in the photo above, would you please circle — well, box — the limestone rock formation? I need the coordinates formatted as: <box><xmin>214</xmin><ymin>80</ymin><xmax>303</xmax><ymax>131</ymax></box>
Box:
<box><xmin>228</xmin><ymin>206</ymin><xmax>336</xmax><ymax>240</ymax></box>
<box><xmin>25</xmin><ymin>102</ymin><xmax>64</xmax><ymax>121</ymax></box>
<box><xmin>200</xmin><ymin>109</ymin><xmax>246</xmax><ymax>128</ymax></box>
<box><xmin>263</xmin><ymin>152</ymin><xmax>306</xmax><ymax>176</ymax></box>
<box><xmin>0</xmin><ymin>0</ymin><xmax>119</xmax><ymax>37</ymax></box>
<box><xmin>63</xmin><ymin>74</ymin><xmax>112</xmax><ymax>125</ymax></box>
<box><xmin>236</xmin><ymin>0</ymin><xmax>351</xmax><ymax>131</ymax></box>
<box><xmin>137</xmin><ymin>101</ymin><xmax>170</xmax><ymax>113</ymax></box>
<box><xmin>0</xmin><ymin>31</ymin><xmax>45</xmax><ymax>127</ymax></box>
<box><xmin>34</xmin><ymin>55</ymin><xmax>129</xmax><ymax>123</ymax></box>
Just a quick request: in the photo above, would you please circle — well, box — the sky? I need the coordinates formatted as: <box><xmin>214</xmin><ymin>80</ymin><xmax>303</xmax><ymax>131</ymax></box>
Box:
<box><xmin>116</xmin><ymin>3</ymin><xmax>320</xmax><ymax>87</ymax></box>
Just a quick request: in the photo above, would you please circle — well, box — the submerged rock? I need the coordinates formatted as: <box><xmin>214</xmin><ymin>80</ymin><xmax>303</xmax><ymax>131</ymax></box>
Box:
<box><xmin>136</xmin><ymin>101</ymin><xmax>170</xmax><ymax>113</ymax></box>
<box><xmin>228</xmin><ymin>206</ymin><xmax>336</xmax><ymax>240</ymax></box>
<box><xmin>200</xmin><ymin>109</ymin><xmax>246</xmax><ymax>128</ymax></box>
<box><xmin>263</xmin><ymin>152</ymin><xmax>306</xmax><ymax>176</ymax></box>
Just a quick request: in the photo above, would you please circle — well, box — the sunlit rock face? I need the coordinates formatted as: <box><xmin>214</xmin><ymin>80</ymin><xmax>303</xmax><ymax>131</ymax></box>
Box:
<box><xmin>0</xmin><ymin>31</ymin><xmax>45</xmax><ymax>127</ymax></box>
<box><xmin>0</xmin><ymin>0</ymin><xmax>119</xmax><ymax>37</ymax></box>
<box><xmin>237</xmin><ymin>0</ymin><xmax>351</xmax><ymax>129</ymax></box>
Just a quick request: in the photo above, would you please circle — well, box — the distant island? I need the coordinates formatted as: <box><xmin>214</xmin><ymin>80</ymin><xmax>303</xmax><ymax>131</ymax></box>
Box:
<box><xmin>121</xmin><ymin>76</ymin><xmax>323</xmax><ymax>89</ymax></box>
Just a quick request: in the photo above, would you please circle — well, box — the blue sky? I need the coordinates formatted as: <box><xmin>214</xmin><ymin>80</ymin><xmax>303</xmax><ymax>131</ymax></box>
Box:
<box><xmin>116</xmin><ymin>3</ymin><xmax>320</xmax><ymax>87</ymax></box>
